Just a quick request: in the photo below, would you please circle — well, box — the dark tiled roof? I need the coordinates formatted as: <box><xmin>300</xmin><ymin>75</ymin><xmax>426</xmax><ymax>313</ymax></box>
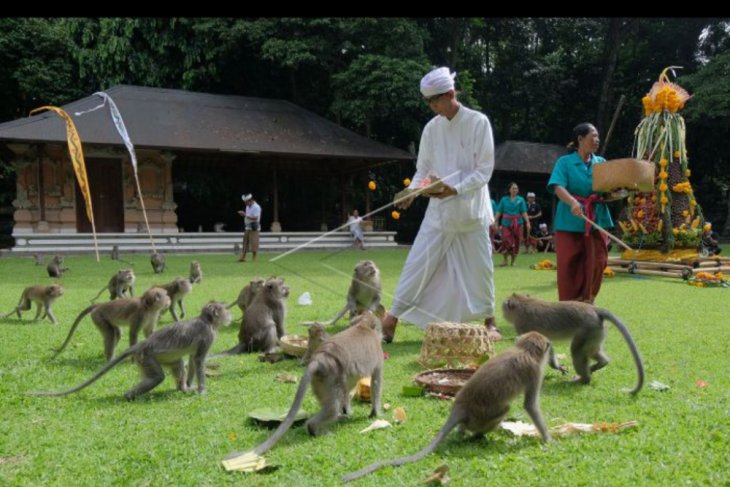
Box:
<box><xmin>495</xmin><ymin>140</ymin><xmax>567</xmax><ymax>175</ymax></box>
<box><xmin>0</xmin><ymin>85</ymin><xmax>413</xmax><ymax>161</ymax></box>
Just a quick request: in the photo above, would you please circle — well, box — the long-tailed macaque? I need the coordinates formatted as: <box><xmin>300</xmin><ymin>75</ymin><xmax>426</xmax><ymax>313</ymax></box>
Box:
<box><xmin>189</xmin><ymin>261</ymin><xmax>203</xmax><ymax>284</ymax></box>
<box><xmin>342</xmin><ymin>331</ymin><xmax>551</xmax><ymax>483</ymax></box>
<box><xmin>224</xmin><ymin>312</ymin><xmax>384</xmax><ymax>460</ymax></box>
<box><xmin>501</xmin><ymin>293</ymin><xmax>644</xmax><ymax>394</ymax></box>
<box><xmin>47</xmin><ymin>255</ymin><xmax>69</xmax><ymax>278</ymax></box>
<box><xmin>217</xmin><ymin>277</ymin><xmax>289</xmax><ymax>355</ymax></box>
<box><xmin>301</xmin><ymin>322</ymin><xmax>329</xmax><ymax>366</ymax></box>
<box><xmin>30</xmin><ymin>302</ymin><xmax>231</xmax><ymax>400</ymax></box>
<box><xmin>150</xmin><ymin>252</ymin><xmax>166</xmax><ymax>274</ymax></box>
<box><xmin>90</xmin><ymin>269</ymin><xmax>136</xmax><ymax>302</ymax></box>
<box><xmin>3</xmin><ymin>284</ymin><xmax>64</xmax><ymax>325</ymax></box>
<box><xmin>110</xmin><ymin>245</ymin><xmax>134</xmax><ymax>266</ymax></box>
<box><xmin>155</xmin><ymin>277</ymin><xmax>193</xmax><ymax>321</ymax></box>
<box><xmin>226</xmin><ymin>278</ymin><xmax>265</xmax><ymax>315</ymax></box>
<box><xmin>51</xmin><ymin>287</ymin><xmax>171</xmax><ymax>361</ymax></box>
<box><xmin>327</xmin><ymin>260</ymin><xmax>382</xmax><ymax>326</ymax></box>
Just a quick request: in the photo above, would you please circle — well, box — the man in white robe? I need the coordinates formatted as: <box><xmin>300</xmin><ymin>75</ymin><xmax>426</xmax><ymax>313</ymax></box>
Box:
<box><xmin>382</xmin><ymin>66</ymin><xmax>500</xmax><ymax>342</ymax></box>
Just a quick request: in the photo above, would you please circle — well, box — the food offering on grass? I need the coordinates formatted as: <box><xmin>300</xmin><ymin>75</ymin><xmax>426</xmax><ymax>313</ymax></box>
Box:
<box><xmin>501</xmin><ymin>420</ymin><xmax>639</xmax><ymax>437</ymax></box>
<box><xmin>221</xmin><ymin>450</ymin><xmax>273</xmax><ymax>473</ymax></box>
<box><xmin>248</xmin><ymin>407</ymin><xmax>309</xmax><ymax>428</ymax></box>
<box><xmin>687</xmin><ymin>271</ymin><xmax>729</xmax><ymax>288</ymax></box>
<box><xmin>603</xmin><ymin>267</ymin><xmax>615</xmax><ymax>277</ymax></box>
<box><xmin>532</xmin><ymin>259</ymin><xmax>557</xmax><ymax>270</ymax></box>
<box><xmin>360</xmin><ymin>419</ymin><xmax>392</xmax><ymax>434</ymax></box>
<box><xmin>422</xmin><ymin>464</ymin><xmax>450</xmax><ymax>485</ymax></box>
<box><xmin>279</xmin><ymin>334</ymin><xmax>308</xmax><ymax>357</ymax></box>
<box><xmin>414</xmin><ymin>368</ymin><xmax>476</xmax><ymax>396</ymax></box>
<box><xmin>353</xmin><ymin>376</ymin><xmax>372</xmax><ymax>402</ymax></box>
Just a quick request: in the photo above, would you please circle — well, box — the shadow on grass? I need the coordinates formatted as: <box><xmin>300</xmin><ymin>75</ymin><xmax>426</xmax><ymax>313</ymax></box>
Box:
<box><xmin>540</xmin><ymin>375</ymin><xmax>597</xmax><ymax>398</ymax></box>
<box><xmin>48</xmin><ymin>356</ymin><xmax>112</xmax><ymax>372</ymax></box>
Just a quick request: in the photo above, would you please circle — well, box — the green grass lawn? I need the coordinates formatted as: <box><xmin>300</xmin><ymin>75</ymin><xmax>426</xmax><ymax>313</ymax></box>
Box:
<box><xmin>0</xmin><ymin>249</ymin><xmax>728</xmax><ymax>486</ymax></box>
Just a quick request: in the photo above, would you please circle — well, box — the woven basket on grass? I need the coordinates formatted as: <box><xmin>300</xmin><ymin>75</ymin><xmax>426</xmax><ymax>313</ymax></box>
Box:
<box><xmin>418</xmin><ymin>322</ymin><xmax>495</xmax><ymax>369</ymax></box>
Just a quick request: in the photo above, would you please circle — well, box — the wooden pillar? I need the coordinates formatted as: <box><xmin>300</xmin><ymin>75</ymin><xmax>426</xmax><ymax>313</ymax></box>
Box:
<box><xmin>340</xmin><ymin>173</ymin><xmax>346</xmax><ymax>225</ymax></box>
<box><xmin>320</xmin><ymin>182</ymin><xmax>327</xmax><ymax>231</ymax></box>
<box><xmin>270</xmin><ymin>163</ymin><xmax>281</xmax><ymax>232</ymax></box>
<box><xmin>38</xmin><ymin>157</ymin><xmax>46</xmax><ymax>221</ymax></box>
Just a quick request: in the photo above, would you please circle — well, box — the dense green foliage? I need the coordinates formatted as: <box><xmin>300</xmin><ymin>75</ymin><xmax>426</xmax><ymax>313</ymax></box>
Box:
<box><xmin>1</xmin><ymin>18</ymin><xmax>729</xmax><ymax>231</ymax></box>
<box><xmin>0</xmin><ymin>249</ymin><xmax>727</xmax><ymax>485</ymax></box>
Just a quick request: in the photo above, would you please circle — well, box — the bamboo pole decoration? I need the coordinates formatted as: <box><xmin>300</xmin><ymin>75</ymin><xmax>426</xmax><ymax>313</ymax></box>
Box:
<box><xmin>580</xmin><ymin>214</ymin><xmax>634</xmax><ymax>252</ymax></box>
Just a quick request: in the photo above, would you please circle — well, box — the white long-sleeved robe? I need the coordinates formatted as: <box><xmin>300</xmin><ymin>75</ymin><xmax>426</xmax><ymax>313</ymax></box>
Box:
<box><xmin>390</xmin><ymin>104</ymin><xmax>495</xmax><ymax>328</ymax></box>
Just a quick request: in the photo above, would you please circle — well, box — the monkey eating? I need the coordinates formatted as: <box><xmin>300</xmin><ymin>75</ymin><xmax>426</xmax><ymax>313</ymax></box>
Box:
<box><xmin>30</xmin><ymin>301</ymin><xmax>232</xmax><ymax>400</ymax></box>
<box><xmin>216</xmin><ymin>277</ymin><xmax>289</xmax><ymax>355</ymax></box>
<box><xmin>150</xmin><ymin>252</ymin><xmax>166</xmax><ymax>274</ymax></box>
<box><xmin>155</xmin><ymin>277</ymin><xmax>193</xmax><ymax>322</ymax></box>
<box><xmin>224</xmin><ymin>311</ymin><xmax>384</xmax><ymax>460</ymax></box>
<box><xmin>342</xmin><ymin>331</ymin><xmax>551</xmax><ymax>483</ymax></box>
<box><xmin>189</xmin><ymin>260</ymin><xmax>203</xmax><ymax>284</ymax></box>
<box><xmin>301</xmin><ymin>322</ymin><xmax>329</xmax><ymax>366</ymax></box>
<box><xmin>501</xmin><ymin>293</ymin><xmax>644</xmax><ymax>394</ymax></box>
<box><xmin>46</xmin><ymin>255</ymin><xmax>69</xmax><ymax>278</ymax></box>
<box><xmin>52</xmin><ymin>287</ymin><xmax>171</xmax><ymax>361</ymax></box>
<box><xmin>90</xmin><ymin>269</ymin><xmax>136</xmax><ymax>302</ymax></box>
<box><xmin>2</xmin><ymin>284</ymin><xmax>64</xmax><ymax>325</ymax></box>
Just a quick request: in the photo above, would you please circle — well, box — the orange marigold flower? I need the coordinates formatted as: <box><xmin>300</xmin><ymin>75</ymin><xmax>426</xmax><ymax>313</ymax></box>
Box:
<box><xmin>368</xmin><ymin>181</ymin><xmax>376</xmax><ymax>191</ymax></box>
<box><xmin>391</xmin><ymin>210</ymin><xmax>400</xmax><ymax>220</ymax></box>
<box><xmin>659</xmin><ymin>159</ymin><xmax>668</xmax><ymax>168</ymax></box>
<box><xmin>403</xmin><ymin>178</ymin><xmax>411</xmax><ymax>187</ymax></box>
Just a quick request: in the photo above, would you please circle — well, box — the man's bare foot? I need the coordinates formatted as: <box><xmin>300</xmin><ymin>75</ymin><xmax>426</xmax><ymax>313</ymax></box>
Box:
<box><xmin>382</xmin><ymin>312</ymin><xmax>398</xmax><ymax>343</ymax></box>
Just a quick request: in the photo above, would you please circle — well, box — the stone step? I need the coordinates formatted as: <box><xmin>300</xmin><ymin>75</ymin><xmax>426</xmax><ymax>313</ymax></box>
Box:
<box><xmin>9</xmin><ymin>231</ymin><xmax>398</xmax><ymax>254</ymax></box>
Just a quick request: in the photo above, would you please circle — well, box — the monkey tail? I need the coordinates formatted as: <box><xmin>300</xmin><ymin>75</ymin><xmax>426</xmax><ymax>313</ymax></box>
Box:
<box><xmin>252</xmin><ymin>364</ymin><xmax>314</xmax><ymax>455</ymax></box>
<box><xmin>50</xmin><ymin>304</ymin><xmax>97</xmax><ymax>358</ymax></box>
<box><xmin>89</xmin><ymin>286</ymin><xmax>106</xmax><ymax>303</ymax></box>
<box><xmin>208</xmin><ymin>342</ymin><xmax>246</xmax><ymax>359</ymax></box>
<box><xmin>342</xmin><ymin>411</ymin><xmax>464</xmax><ymax>483</ymax></box>
<box><xmin>600</xmin><ymin>309</ymin><xmax>645</xmax><ymax>394</ymax></box>
<box><xmin>28</xmin><ymin>347</ymin><xmax>136</xmax><ymax>396</ymax></box>
<box><xmin>223</xmin><ymin>364</ymin><xmax>314</xmax><ymax>461</ymax></box>
<box><xmin>225</xmin><ymin>301</ymin><xmax>237</xmax><ymax>310</ymax></box>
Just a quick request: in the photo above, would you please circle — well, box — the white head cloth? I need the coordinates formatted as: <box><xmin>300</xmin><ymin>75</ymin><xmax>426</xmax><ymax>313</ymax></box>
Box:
<box><xmin>242</xmin><ymin>193</ymin><xmax>252</xmax><ymax>202</ymax></box>
<box><xmin>420</xmin><ymin>67</ymin><xmax>456</xmax><ymax>97</ymax></box>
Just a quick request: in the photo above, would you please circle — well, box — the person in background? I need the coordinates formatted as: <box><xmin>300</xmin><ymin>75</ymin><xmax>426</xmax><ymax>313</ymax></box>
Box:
<box><xmin>701</xmin><ymin>222</ymin><xmax>722</xmax><ymax>256</ymax></box>
<box><xmin>237</xmin><ymin>193</ymin><xmax>261</xmax><ymax>262</ymax></box>
<box><xmin>547</xmin><ymin>122</ymin><xmax>612</xmax><ymax>302</ymax></box>
<box><xmin>524</xmin><ymin>191</ymin><xmax>542</xmax><ymax>253</ymax></box>
<box><xmin>381</xmin><ymin>66</ymin><xmax>501</xmax><ymax>343</ymax></box>
<box><xmin>494</xmin><ymin>182</ymin><xmax>530</xmax><ymax>266</ymax></box>
<box><xmin>535</xmin><ymin>223</ymin><xmax>555</xmax><ymax>253</ymax></box>
<box><xmin>347</xmin><ymin>209</ymin><xmax>366</xmax><ymax>250</ymax></box>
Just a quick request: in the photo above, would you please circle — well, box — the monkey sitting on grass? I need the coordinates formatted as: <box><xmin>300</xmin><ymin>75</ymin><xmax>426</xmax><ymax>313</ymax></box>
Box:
<box><xmin>29</xmin><ymin>302</ymin><xmax>231</xmax><ymax>400</ymax></box>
